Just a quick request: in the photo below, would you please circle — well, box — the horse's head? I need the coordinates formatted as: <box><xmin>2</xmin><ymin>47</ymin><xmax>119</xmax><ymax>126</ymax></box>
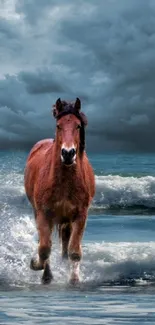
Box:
<box><xmin>53</xmin><ymin>98</ymin><xmax>87</xmax><ymax>166</ymax></box>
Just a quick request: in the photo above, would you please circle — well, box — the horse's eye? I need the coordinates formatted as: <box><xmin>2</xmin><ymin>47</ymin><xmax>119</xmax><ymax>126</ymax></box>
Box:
<box><xmin>76</xmin><ymin>125</ymin><xmax>81</xmax><ymax>129</ymax></box>
<box><xmin>57</xmin><ymin>125</ymin><xmax>61</xmax><ymax>130</ymax></box>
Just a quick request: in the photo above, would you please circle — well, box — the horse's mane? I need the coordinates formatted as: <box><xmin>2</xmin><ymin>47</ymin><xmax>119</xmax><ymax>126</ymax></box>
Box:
<box><xmin>52</xmin><ymin>100</ymin><xmax>88</xmax><ymax>154</ymax></box>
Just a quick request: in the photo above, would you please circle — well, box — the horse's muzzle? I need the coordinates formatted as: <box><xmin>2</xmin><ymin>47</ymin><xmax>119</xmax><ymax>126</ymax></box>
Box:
<box><xmin>61</xmin><ymin>148</ymin><xmax>76</xmax><ymax>165</ymax></box>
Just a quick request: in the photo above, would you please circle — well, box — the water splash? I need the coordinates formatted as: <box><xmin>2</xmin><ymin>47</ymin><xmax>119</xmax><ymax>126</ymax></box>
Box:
<box><xmin>1</xmin><ymin>212</ymin><xmax>155</xmax><ymax>288</ymax></box>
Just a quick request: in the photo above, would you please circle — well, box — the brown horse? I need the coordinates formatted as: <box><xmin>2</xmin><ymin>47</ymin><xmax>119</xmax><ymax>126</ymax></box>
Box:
<box><xmin>24</xmin><ymin>98</ymin><xmax>95</xmax><ymax>284</ymax></box>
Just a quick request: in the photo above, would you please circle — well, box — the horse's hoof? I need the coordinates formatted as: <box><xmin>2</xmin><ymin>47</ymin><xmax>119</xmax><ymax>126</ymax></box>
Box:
<box><xmin>42</xmin><ymin>274</ymin><xmax>53</xmax><ymax>285</ymax></box>
<box><xmin>41</xmin><ymin>263</ymin><xmax>53</xmax><ymax>285</ymax></box>
<box><xmin>30</xmin><ymin>258</ymin><xmax>43</xmax><ymax>271</ymax></box>
<box><xmin>69</xmin><ymin>276</ymin><xmax>80</xmax><ymax>286</ymax></box>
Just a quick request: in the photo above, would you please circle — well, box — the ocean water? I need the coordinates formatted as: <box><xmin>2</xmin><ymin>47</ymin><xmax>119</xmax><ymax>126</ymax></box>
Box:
<box><xmin>1</xmin><ymin>151</ymin><xmax>155</xmax><ymax>324</ymax></box>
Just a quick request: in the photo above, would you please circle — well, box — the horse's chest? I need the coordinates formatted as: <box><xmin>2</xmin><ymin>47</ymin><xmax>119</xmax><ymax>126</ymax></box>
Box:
<box><xmin>53</xmin><ymin>199</ymin><xmax>76</xmax><ymax>217</ymax></box>
<box><xmin>43</xmin><ymin>177</ymin><xmax>83</xmax><ymax>220</ymax></box>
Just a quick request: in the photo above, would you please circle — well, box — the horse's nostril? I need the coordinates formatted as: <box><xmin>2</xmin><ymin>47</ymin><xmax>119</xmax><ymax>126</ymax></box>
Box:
<box><xmin>70</xmin><ymin>148</ymin><xmax>76</xmax><ymax>157</ymax></box>
<box><xmin>61</xmin><ymin>148</ymin><xmax>66</xmax><ymax>157</ymax></box>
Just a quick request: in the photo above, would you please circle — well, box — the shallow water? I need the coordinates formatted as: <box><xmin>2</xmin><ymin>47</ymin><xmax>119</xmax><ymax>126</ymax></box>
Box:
<box><xmin>1</xmin><ymin>287</ymin><xmax>155</xmax><ymax>325</ymax></box>
<box><xmin>1</xmin><ymin>151</ymin><xmax>155</xmax><ymax>324</ymax></box>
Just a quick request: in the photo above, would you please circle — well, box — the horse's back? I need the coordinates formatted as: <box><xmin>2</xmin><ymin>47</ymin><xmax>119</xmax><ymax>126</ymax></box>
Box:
<box><xmin>27</xmin><ymin>139</ymin><xmax>54</xmax><ymax>160</ymax></box>
<box><xmin>24</xmin><ymin>139</ymin><xmax>54</xmax><ymax>204</ymax></box>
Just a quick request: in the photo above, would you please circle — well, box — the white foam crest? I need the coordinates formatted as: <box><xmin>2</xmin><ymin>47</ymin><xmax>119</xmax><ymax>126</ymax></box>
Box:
<box><xmin>94</xmin><ymin>175</ymin><xmax>155</xmax><ymax>209</ymax></box>
<box><xmin>0</xmin><ymin>215</ymin><xmax>38</xmax><ymax>286</ymax></box>
<box><xmin>81</xmin><ymin>241</ymin><xmax>155</xmax><ymax>284</ymax></box>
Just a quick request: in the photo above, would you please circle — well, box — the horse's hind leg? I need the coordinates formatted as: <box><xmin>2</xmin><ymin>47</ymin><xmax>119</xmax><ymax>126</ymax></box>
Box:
<box><xmin>60</xmin><ymin>223</ymin><xmax>71</xmax><ymax>259</ymax></box>
<box><xmin>68</xmin><ymin>211</ymin><xmax>87</xmax><ymax>284</ymax></box>
<box><xmin>30</xmin><ymin>211</ymin><xmax>53</xmax><ymax>284</ymax></box>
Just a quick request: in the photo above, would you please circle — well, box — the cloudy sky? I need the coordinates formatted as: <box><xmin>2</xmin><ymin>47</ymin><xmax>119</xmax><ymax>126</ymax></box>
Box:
<box><xmin>0</xmin><ymin>0</ymin><xmax>155</xmax><ymax>152</ymax></box>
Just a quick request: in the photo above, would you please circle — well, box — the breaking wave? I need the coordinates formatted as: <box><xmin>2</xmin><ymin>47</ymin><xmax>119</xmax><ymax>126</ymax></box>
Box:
<box><xmin>92</xmin><ymin>175</ymin><xmax>155</xmax><ymax>213</ymax></box>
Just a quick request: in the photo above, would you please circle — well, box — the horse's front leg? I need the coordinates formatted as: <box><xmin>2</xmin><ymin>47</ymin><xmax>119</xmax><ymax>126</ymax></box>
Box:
<box><xmin>68</xmin><ymin>210</ymin><xmax>87</xmax><ymax>284</ymax></box>
<box><xmin>30</xmin><ymin>211</ymin><xmax>53</xmax><ymax>284</ymax></box>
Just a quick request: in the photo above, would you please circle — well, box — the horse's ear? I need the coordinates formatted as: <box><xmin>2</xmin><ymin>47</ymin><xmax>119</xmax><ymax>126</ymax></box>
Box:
<box><xmin>53</xmin><ymin>98</ymin><xmax>63</xmax><ymax>118</ymax></box>
<box><xmin>56</xmin><ymin>98</ymin><xmax>63</xmax><ymax>112</ymax></box>
<box><xmin>74</xmin><ymin>98</ymin><xmax>81</xmax><ymax>111</ymax></box>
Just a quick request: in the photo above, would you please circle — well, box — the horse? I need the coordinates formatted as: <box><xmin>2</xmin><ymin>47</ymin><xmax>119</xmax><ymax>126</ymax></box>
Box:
<box><xmin>24</xmin><ymin>98</ymin><xmax>95</xmax><ymax>284</ymax></box>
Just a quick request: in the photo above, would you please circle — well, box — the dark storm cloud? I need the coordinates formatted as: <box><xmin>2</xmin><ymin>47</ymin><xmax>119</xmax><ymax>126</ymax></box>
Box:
<box><xmin>0</xmin><ymin>0</ymin><xmax>155</xmax><ymax>151</ymax></box>
<box><xmin>20</xmin><ymin>70</ymin><xmax>66</xmax><ymax>94</ymax></box>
